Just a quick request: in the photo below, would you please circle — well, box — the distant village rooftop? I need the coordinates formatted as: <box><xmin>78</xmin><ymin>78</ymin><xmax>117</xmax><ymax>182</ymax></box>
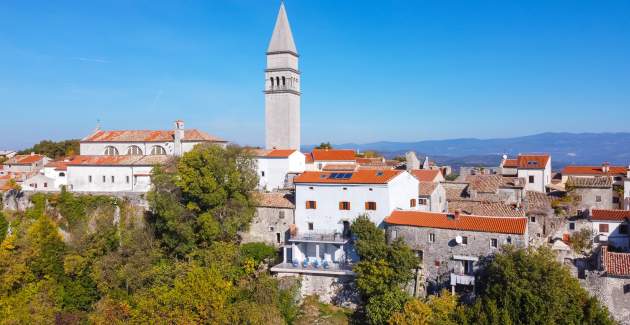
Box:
<box><xmin>82</xmin><ymin>129</ymin><xmax>226</xmax><ymax>143</ymax></box>
<box><xmin>591</xmin><ymin>209</ymin><xmax>630</xmax><ymax>221</ymax></box>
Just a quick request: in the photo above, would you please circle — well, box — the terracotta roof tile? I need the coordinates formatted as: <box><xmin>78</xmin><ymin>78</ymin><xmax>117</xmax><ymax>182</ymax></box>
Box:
<box><xmin>525</xmin><ymin>191</ymin><xmax>552</xmax><ymax>213</ymax></box>
<box><xmin>252</xmin><ymin>149</ymin><xmax>297</xmax><ymax>158</ymax></box>
<box><xmin>419</xmin><ymin>181</ymin><xmax>438</xmax><ymax>196</ymax></box>
<box><xmin>563</xmin><ymin>165</ymin><xmax>627</xmax><ymax>177</ymax></box>
<box><xmin>466</xmin><ymin>174</ymin><xmax>502</xmax><ymax>193</ymax></box>
<box><xmin>566</xmin><ymin>176</ymin><xmax>612</xmax><ymax>188</ymax></box>
<box><xmin>254</xmin><ymin>192</ymin><xmax>295</xmax><ymax>209</ymax></box>
<box><xmin>293</xmin><ymin>170</ymin><xmax>403</xmax><ymax>185</ymax></box>
<box><xmin>4</xmin><ymin>154</ymin><xmax>47</xmax><ymax>165</ymax></box>
<box><xmin>503</xmin><ymin>159</ymin><xmax>518</xmax><ymax>168</ymax></box>
<box><xmin>322</xmin><ymin>163</ymin><xmax>357</xmax><ymax>171</ymax></box>
<box><xmin>591</xmin><ymin>209</ymin><xmax>630</xmax><ymax>221</ymax></box>
<box><xmin>515</xmin><ymin>154</ymin><xmax>550</xmax><ymax>169</ymax></box>
<box><xmin>82</xmin><ymin>129</ymin><xmax>225</xmax><ymax>143</ymax></box>
<box><xmin>307</xmin><ymin>149</ymin><xmax>356</xmax><ymax>162</ymax></box>
<box><xmin>385</xmin><ymin>210</ymin><xmax>527</xmax><ymax>235</ymax></box>
<box><xmin>602</xmin><ymin>246</ymin><xmax>630</xmax><ymax>277</ymax></box>
<box><xmin>448</xmin><ymin>200</ymin><xmax>525</xmax><ymax>218</ymax></box>
<box><xmin>411</xmin><ymin>169</ymin><xmax>441</xmax><ymax>182</ymax></box>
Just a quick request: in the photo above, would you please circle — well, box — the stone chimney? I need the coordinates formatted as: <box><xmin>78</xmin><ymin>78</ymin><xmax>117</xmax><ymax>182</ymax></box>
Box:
<box><xmin>602</xmin><ymin>162</ymin><xmax>610</xmax><ymax>174</ymax></box>
<box><xmin>174</xmin><ymin>120</ymin><xmax>185</xmax><ymax>156</ymax></box>
<box><xmin>422</xmin><ymin>156</ymin><xmax>430</xmax><ymax>170</ymax></box>
<box><xmin>405</xmin><ymin>152</ymin><xmax>420</xmax><ymax>171</ymax></box>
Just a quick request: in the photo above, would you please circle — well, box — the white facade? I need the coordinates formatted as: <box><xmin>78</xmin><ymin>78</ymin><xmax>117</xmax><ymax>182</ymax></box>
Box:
<box><xmin>518</xmin><ymin>159</ymin><xmax>551</xmax><ymax>193</ymax></box>
<box><xmin>592</xmin><ymin>219</ymin><xmax>629</xmax><ymax>249</ymax></box>
<box><xmin>68</xmin><ymin>165</ymin><xmax>154</xmax><ymax>193</ymax></box>
<box><xmin>256</xmin><ymin>151</ymin><xmax>306</xmax><ymax>191</ymax></box>
<box><xmin>294</xmin><ymin>171</ymin><xmax>419</xmax><ymax>234</ymax></box>
<box><xmin>22</xmin><ymin>174</ymin><xmax>56</xmax><ymax>192</ymax></box>
<box><xmin>42</xmin><ymin>166</ymin><xmax>68</xmax><ymax>189</ymax></box>
<box><xmin>418</xmin><ymin>183</ymin><xmax>447</xmax><ymax>212</ymax></box>
<box><xmin>265</xmin><ymin>3</ymin><xmax>301</xmax><ymax>150</ymax></box>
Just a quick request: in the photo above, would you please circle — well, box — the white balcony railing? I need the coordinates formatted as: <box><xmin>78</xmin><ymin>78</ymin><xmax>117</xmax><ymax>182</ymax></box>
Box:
<box><xmin>450</xmin><ymin>273</ymin><xmax>475</xmax><ymax>286</ymax></box>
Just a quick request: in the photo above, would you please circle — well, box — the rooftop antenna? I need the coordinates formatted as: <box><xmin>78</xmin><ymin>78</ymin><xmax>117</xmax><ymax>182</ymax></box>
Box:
<box><xmin>95</xmin><ymin>119</ymin><xmax>101</xmax><ymax>132</ymax></box>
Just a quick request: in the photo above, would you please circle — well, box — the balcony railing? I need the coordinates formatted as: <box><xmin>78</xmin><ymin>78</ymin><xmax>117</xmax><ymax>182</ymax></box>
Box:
<box><xmin>450</xmin><ymin>273</ymin><xmax>475</xmax><ymax>286</ymax></box>
<box><xmin>289</xmin><ymin>232</ymin><xmax>350</xmax><ymax>243</ymax></box>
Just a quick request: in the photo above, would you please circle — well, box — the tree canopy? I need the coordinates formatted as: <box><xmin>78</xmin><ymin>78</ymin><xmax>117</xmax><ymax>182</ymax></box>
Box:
<box><xmin>18</xmin><ymin>139</ymin><xmax>79</xmax><ymax>158</ymax></box>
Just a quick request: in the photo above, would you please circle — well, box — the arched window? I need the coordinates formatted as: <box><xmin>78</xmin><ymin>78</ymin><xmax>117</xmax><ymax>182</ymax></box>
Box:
<box><xmin>150</xmin><ymin>145</ymin><xmax>167</xmax><ymax>155</ymax></box>
<box><xmin>282</xmin><ymin>76</ymin><xmax>286</xmax><ymax>86</ymax></box>
<box><xmin>276</xmin><ymin>77</ymin><xmax>280</xmax><ymax>88</ymax></box>
<box><xmin>270</xmin><ymin>77</ymin><xmax>274</xmax><ymax>88</ymax></box>
<box><xmin>127</xmin><ymin>145</ymin><xmax>143</xmax><ymax>155</ymax></box>
<box><xmin>104</xmin><ymin>146</ymin><xmax>119</xmax><ymax>156</ymax></box>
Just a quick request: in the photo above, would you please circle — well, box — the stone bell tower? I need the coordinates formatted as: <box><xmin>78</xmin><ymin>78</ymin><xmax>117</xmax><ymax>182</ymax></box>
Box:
<box><xmin>265</xmin><ymin>2</ymin><xmax>300</xmax><ymax>150</ymax></box>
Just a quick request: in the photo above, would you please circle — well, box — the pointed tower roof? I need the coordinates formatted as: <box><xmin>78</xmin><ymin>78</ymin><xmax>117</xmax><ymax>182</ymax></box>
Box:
<box><xmin>267</xmin><ymin>2</ymin><xmax>297</xmax><ymax>55</ymax></box>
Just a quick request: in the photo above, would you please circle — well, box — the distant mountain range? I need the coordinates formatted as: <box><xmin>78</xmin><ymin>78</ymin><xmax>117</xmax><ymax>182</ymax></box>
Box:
<box><xmin>304</xmin><ymin>132</ymin><xmax>630</xmax><ymax>171</ymax></box>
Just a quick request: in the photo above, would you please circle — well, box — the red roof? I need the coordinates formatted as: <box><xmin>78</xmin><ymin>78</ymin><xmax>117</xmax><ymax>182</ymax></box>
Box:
<box><xmin>308</xmin><ymin>149</ymin><xmax>356</xmax><ymax>162</ymax></box>
<box><xmin>45</xmin><ymin>160</ymin><xmax>71</xmax><ymax>171</ymax></box>
<box><xmin>4</xmin><ymin>154</ymin><xmax>46</xmax><ymax>165</ymax></box>
<box><xmin>503</xmin><ymin>159</ymin><xmax>518</xmax><ymax>168</ymax></box>
<box><xmin>591</xmin><ymin>209</ymin><xmax>630</xmax><ymax>221</ymax></box>
<box><xmin>411</xmin><ymin>169</ymin><xmax>441</xmax><ymax>182</ymax></box>
<box><xmin>265</xmin><ymin>149</ymin><xmax>297</xmax><ymax>158</ymax></box>
<box><xmin>293</xmin><ymin>170</ymin><xmax>402</xmax><ymax>184</ymax></box>
<box><xmin>385</xmin><ymin>210</ymin><xmax>527</xmax><ymax>235</ymax></box>
<box><xmin>515</xmin><ymin>154</ymin><xmax>550</xmax><ymax>169</ymax></box>
<box><xmin>82</xmin><ymin>129</ymin><xmax>225</xmax><ymax>143</ymax></box>
<box><xmin>563</xmin><ymin>165</ymin><xmax>627</xmax><ymax>177</ymax></box>
<box><xmin>602</xmin><ymin>246</ymin><xmax>630</xmax><ymax>277</ymax></box>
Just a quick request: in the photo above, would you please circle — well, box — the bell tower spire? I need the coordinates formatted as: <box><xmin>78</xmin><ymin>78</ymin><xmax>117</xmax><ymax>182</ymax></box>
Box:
<box><xmin>265</xmin><ymin>2</ymin><xmax>301</xmax><ymax>150</ymax></box>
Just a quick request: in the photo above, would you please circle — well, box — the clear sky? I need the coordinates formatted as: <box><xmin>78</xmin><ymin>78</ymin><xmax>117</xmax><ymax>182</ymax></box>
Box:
<box><xmin>1</xmin><ymin>0</ymin><xmax>629</xmax><ymax>149</ymax></box>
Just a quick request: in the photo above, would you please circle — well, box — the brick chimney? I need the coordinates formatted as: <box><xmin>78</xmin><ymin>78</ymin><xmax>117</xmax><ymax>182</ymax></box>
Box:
<box><xmin>174</xmin><ymin>120</ymin><xmax>185</xmax><ymax>156</ymax></box>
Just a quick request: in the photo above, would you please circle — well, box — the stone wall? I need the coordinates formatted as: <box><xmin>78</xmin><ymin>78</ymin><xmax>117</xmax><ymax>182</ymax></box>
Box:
<box><xmin>275</xmin><ymin>273</ymin><xmax>358</xmax><ymax>308</ymax></box>
<box><xmin>240</xmin><ymin>206</ymin><xmax>294</xmax><ymax>247</ymax></box>
<box><xmin>387</xmin><ymin>224</ymin><xmax>527</xmax><ymax>292</ymax></box>
<box><xmin>572</xmin><ymin>187</ymin><xmax>613</xmax><ymax>211</ymax></box>
<box><xmin>582</xmin><ymin>270</ymin><xmax>630</xmax><ymax>324</ymax></box>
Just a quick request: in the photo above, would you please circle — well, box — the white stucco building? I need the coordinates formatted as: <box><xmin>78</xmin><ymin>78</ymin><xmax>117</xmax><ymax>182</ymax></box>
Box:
<box><xmin>591</xmin><ymin>209</ymin><xmax>630</xmax><ymax>250</ymax></box>
<box><xmin>500</xmin><ymin>154</ymin><xmax>551</xmax><ymax>193</ymax></box>
<box><xmin>254</xmin><ymin>149</ymin><xmax>306</xmax><ymax>191</ymax></box>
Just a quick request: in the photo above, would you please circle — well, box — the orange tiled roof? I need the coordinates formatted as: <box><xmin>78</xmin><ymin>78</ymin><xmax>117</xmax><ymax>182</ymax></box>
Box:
<box><xmin>4</xmin><ymin>154</ymin><xmax>46</xmax><ymax>165</ymax></box>
<box><xmin>503</xmin><ymin>159</ymin><xmax>518</xmax><ymax>168</ymax></box>
<box><xmin>45</xmin><ymin>160</ymin><xmax>72</xmax><ymax>171</ymax></box>
<box><xmin>322</xmin><ymin>163</ymin><xmax>357</xmax><ymax>171</ymax></box>
<box><xmin>385</xmin><ymin>210</ymin><xmax>527</xmax><ymax>235</ymax></box>
<box><xmin>293</xmin><ymin>170</ymin><xmax>402</xmax><ymax>184</ymax></box>
<box><xmin>562</xmin><ymin>165</ymin><xmax>627</xmax><ymax>177</ymax></box>
<box><xmin>591</xmin><ymin>209</ymin><xmax>630</xmax><ymax>221</ymax></box>
<box><xmin>81</xmin><ymin>129</ymin><xmax>225</xmax><ymax>143</ymax></box>
<box><xmin>515</xmin><ymin>154</ymin><xmax>550</xmax><ymax>169</ymax></box>
<box><xmin>602</xmin><ymin>246</ymin><xmax>630</xmax><ymax>277</ymax></box>
<box><xmin>254</xmin><ymin>192</ymin><xmax>295</xmax><ymax>209</ymax></box>
<box><xmin>265</xmin><ymin>149</ymin><xmax>297</xmax><ymax>158</ymax></box>
<box><xmin>448</xmin><ymin>200</ymin><xmax>525</xmax><ymax>218</ymax></box>
<box><xmin>67</xmin><ymin>155</ymin><xmax>170</xmax><ymax>166</ymax></box>
<box><xmin>411</xmin><ymin>169</ymin><xmax>440</xmax><ymax>182</ymax></box>
<box><xmin>356</xmin><ymin>157</ymin><xmax>385</xmax><ymax>165</ymax></box>
<box><xmin>419</xmin><ymin>181</ymin><xmax>438</xmax><ymax>196</ymax></box>
<box><xmin>308</xmin><ymin>149</ymin><xmax>356</xmax><ymax>162</ymax></box>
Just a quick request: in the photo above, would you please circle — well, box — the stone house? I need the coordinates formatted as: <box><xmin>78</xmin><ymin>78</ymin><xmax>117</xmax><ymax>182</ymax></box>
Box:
<box><xmin>566</xmin><ymin>176</ymin><xmax>613</xmax><ymax>211</ymax></box>
<box><xmin>464</xmin><ymin>174</ymin><xmax>525</xmax><ymax>205</ymax></box>
<box><xmin>499</xmin><ymin>154</ymin><xmax>552</xmax><ymax>193</ymax></box>
<box><xmin>385</xmin><ymin>210</ymin><xmax>528</xmax><ymax>295</ymax></box>
<box><xmin>418</xmin><ymin>181</ymin><xmax>447</xmax><ymax>212</ymax></box>
<box><xmin>241</xmin><ymin>192</ymin><xmax>295</xmax><ymax>247</ymax></box>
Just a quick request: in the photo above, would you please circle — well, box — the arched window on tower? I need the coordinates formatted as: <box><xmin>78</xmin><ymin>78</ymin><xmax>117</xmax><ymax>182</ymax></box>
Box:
<box><xmin>276</xmin><ymin>77</ymin><xmax>280</xmax><ymax>88</ymax></box>
<box><xmin>104</xmin><ymin>146</ymin><xmax>119</xmax><ymax>156</ymax></box>
<box><xmin>282</xmin><ymin>76</ymin><xmax>286</xmax><ymax>87</ymax></box>
<box><xmin>150</xmin><ymin>145</ymin><xmax>167</xmax><ymax>155</ymax></box>
<box><xmin>270</xmin><ymin>77</ymin><xmax>274</xmax><ymax>88</ymax></box>
<box><xmin>127</xmin><ymin>145</ymin><xmax>143</xmax><ymax>156</ymax></box>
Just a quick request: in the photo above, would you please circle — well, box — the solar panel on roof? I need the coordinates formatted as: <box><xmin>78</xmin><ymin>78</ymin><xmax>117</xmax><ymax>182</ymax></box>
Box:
<box><xmin>328</xmin><ymin>173</ymin><xmax>338</xmax><ymax>179</ymax></box>
<box><xmin>342</xmin><ymin>173</ymin><xmax>352</xmax><ymax>179</ymax></box>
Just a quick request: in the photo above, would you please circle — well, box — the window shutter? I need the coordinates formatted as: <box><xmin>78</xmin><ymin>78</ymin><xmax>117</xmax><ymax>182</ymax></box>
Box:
<box><xmin>365</xmin><ymin>202</ymin><xmax>369</xmax><ymax>210</ymax></box>
<box><xmin>339</xmin><ymin>202</ymin><xmax>343</xmax><ymax>210</ymax></box>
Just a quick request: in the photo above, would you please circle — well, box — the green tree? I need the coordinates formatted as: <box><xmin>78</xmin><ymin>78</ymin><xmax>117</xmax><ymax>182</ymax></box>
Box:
<box><xmin>389</xmin><ymin>290</ymin><xmax>461</xmax><ymax>325</ymax></box>
<box><xmin>0</xmin><ymin>212</ymin><xmax>8</xmax><ymax>243</ymax></box>
<box><xmin>570</xmin><ymin>228</ymin><xmax>593</xmax><ymax>254</ymax></box>
<box><xmin>474</xmin><ymin>246</ymin><xmax>615</xmax><ymax>324</ymax></box>
<box><xmin>314</xmin><ymin>142</ymin><xmax>333</xmax><ymax>149</ymax></box>
<box><xmin>18</xmin><ymin>139</ymin><xmax>79</xmax><ymax>158</ymax></box>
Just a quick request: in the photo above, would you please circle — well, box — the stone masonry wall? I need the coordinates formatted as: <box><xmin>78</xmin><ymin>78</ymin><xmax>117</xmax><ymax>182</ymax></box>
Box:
<box><xmin>240</xmin><ymin>206</ymin><xmax>294</xmax><ymax>247</ymax></box>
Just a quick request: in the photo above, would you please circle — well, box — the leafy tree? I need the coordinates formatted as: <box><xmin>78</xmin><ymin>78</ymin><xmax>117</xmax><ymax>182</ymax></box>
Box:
<box><xmin>240</xmin><ymin>242</ymin><xmax>278</xmax><ymax>265</ymax></box>
<box><xmin>474</xmin><ymin>246</ymin><xmax>615</xmax><ymax>324</ymax></box>
<box><xmin>18</xmin><ymin>139</ymin><xmax>79</xmax><ymax>159</ymax></box>
<box><xmin>0</xmin><ymin>212</ymin><xmax>8</xmax><ymax>243</ymax></box>
<box><xmin>389</xmin><ymin>290</ymin><xmax>461</xmax><ymax>325</ymax></box>
<box><xmin>570</xmin><ymin>228</ymin><xmax>593</xmax><ymax>254</ymax></box>
<box><xmin>351</xmin><ymin>215</ymin><xmax>418</xmax><ymax>324</ymax></box>
<box><xmin>314</xmin><ymin>142</ymin><xmax>333</xmax><ymax>149</ymax></box>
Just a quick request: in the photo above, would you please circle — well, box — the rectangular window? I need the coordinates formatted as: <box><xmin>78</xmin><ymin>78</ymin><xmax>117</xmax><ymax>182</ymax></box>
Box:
<box><xmin>339</xmin><ymin>201</ymin><xmax>351</xmax><ymax>210</ymax></box>
<box><xmin>613</xmin><ymin>197</ymin><xmax>620</xmax><ymax>204</ymax></box>
<box><xmin>462</xmin><ymin>236</ymin><xmax>468</xmax><ymax>245</ymax></box>
<box><xmin>429</xmin><ymin>233</ymin><xmax>435</xmax><ymax>243</ymax></box>
<box><xmin>410</xmin><ymin>199</ymin><xmax>416</xmax><ymax>208</ymax></box>
<box><xmin>596</xmin><ymin>195</ymin><xmax>602</xmax><ymax>202</ymax></box>
<box><xmin>126</xmin><ymin>176</ymin><xmax>130</xmax><ymax>184</ymax></box>
<box><xmin>261</xmin><ymin>171</ymin><xmax>265</xmax><ymax>177</ymax></box>
<box><xmin>308</xmin><ymin>222</ymin><xmax>314</xmax><ymax>231</ymax></box>
<box><xmin>599</xmin><ymin>224</ymin><xmax>609</xmax><ymax>233</ymax></box>
<box><xmin>102</xmin><ymin>175</ymin><xmax>106</xmax><ymax>183</ymax></box>
<box><xmin>530</xmin><ymin>216</ymin><xmax>536</xmax><ymax>223</ymax></box>
<box><xmin>43</xmin><ymin>182</ymin><xmax>47</xmax><ymax>188</ymax></box>
<box><xmin>569</xmin><ymin>222</ymin><xmax>575</xmax><ymax>230</ymax></box>
<box><xmin>365</xmin><ymin>201</ymin><xmax>377</xmax><ymax>210</ymax></box>
<box><xmin>528</xmin><ymin>176</ymin><xmax>535</xmax><ymax>183</ymax></box>
<box><xmin>418</xmin><ymin>198</ymin><xmax>428</xmax><ymax>205</ymax></box>
<box><xmin>276</xmin><ymin>232</ymin><xmax>281</xmax><ymax>243</ymax></box>
<box><xmin>111</xmin><ymin>176</ymin><xmax>115</xmax><ymax>183</ymax></box>
<box><xmin>619</xmin><ymin>224</ymin><xmax>628</xmax><ymax>235</ymax></box>
<box><xmin>279</xmin><ymin>211</ymin><xmax>285</xmax><ymax>219</ymax></box>
<box><xmin>391</xmin><ymin>230</ymin><xmax>397</xmax><ymax>239</ymax></box>
<box><xmin>491</xmin><ymin>238</ymin><xmax>498</xmax><ymax>248</ymax></box>
<box><xmin>306</xmin><ymin>201</ymin><xmax>317</xmax><ymax>209</ymax></box>
<box><xmin>89</xmin><ymin>175</ymin><xmax>92</xmax><ymax>183</ymax></box>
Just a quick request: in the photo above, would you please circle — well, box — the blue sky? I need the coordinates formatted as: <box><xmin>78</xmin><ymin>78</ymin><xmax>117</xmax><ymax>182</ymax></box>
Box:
<box><xmin>1</xmin><ymin>0</ymin><xmax>629</xmax><ymax>149</ymax></box>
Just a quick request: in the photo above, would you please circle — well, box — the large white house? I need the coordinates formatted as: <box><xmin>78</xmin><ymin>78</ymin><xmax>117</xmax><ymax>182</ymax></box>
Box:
<box><xmin>500</xmin><ymin>154</ymin><xmax>551</xmax><ymax>193</ymax></box>
<box><xmin>254</xmin><ymin>149</ymin><xmax>306</xmax><ymax>191</ymax></box>
<box><xmin>272</xmin><ymin>169</ymin><xmax>420</xmax><ymax>275</ymax></box>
